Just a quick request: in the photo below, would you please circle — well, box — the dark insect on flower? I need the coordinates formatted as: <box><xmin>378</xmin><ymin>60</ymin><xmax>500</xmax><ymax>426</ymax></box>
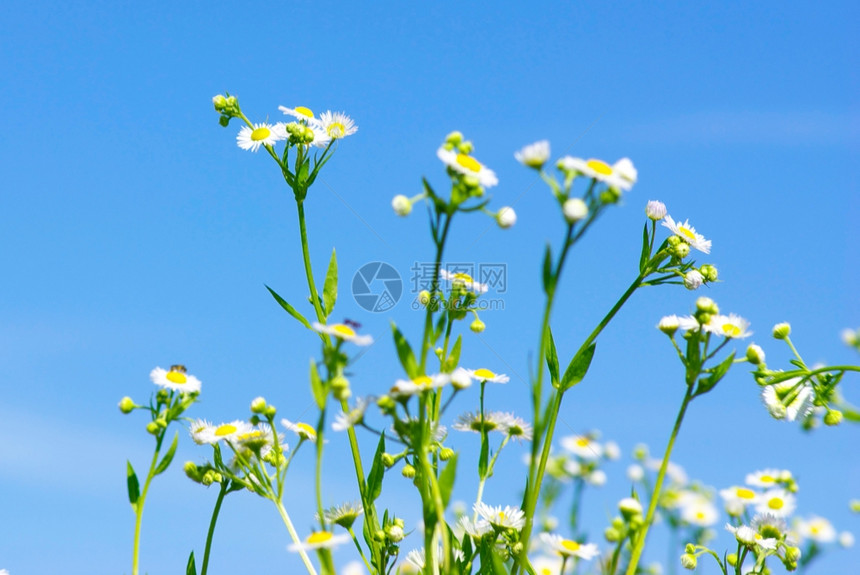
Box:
<box><xmin>343</xmin><ymin>319</ymin><xmax>362</xmax><ymax>330</ymax></box>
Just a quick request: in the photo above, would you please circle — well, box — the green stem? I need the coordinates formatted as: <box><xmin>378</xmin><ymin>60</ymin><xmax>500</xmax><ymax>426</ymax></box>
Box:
<box><xmin>276</xmin><ymin>499</ymin><xmax>318</xmax><ymax>575</ymax></box>
<box><xmin>625</xmin><ymin>384</ymin><xmax>695</xmax><ymax>575</ymax></box>
<box><xmin>131</xmin><ymin>433</ymin><xmax>164</xmax><ymax>575</ymax></box>
<box><xmin>296</xmin><ymin>201</ymin><xmax>328</xmax><ymax>329</ymax></box>
<box><xmin>200</xmin><ymin>482</ymin><xmax>229</xmax><ymax>575</ymax></box>
<box><xmin>420</xmin><ymin>214</ymin><xmax>453</xmax><ymax>372</ymax></box>
<box><xmin>315</xmin><ymin>408</ymin><xmax>326</xmax><ymax>528</ymax></box>
<box><xmin>347</xmin><ymin>526</ymin><xmax>374</xmax><ymax>574</ymax></box>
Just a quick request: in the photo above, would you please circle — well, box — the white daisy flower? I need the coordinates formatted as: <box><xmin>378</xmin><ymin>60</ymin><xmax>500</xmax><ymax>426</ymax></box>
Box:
<box><xmin>452</xmin><ymin>411</ymin><xmax>509</xmax><ymax>434</ymax></box>
<box><xmin>288</xmin><ymin>530</ymin><xmax>351</xmax><ymax>553</ymax></box>
<box><xmin>320</xmin><ymin>501</ymin><xmax>364</xmax><ymax>529</ymax></box>
<box><xmin>390</xmin><ymin>373</ymin><xmax>451</xmax><ymax>397</ymax></box>
<box><xmin>496</xmin><ymin>412</ymin><xmax>533</xmax><ymax>441</ymax></box>
<box><xmin>318</xmin><ymin>110</ymin><xmax>358</xmax><ymax>139</ymax></box>
<box><xmin>312</xmin><ymin>322</ymin><xmax>373</xmax><ymax>346</ymax></box>
<box><xmin>450</xmin><ymin>366</ymin><xmax>473</xmax><ymax>390</ymax></box>
<box><xmin>332</xmin><ymin>398</ymin><xmax>370</xmax><ymax>431</ymax></box>
<box><xmin>613</xmin><ymin>157</ymin><xmax>638</xmax><ymax>184</ymax></box>
<box><xmin>307</xmin><ymin>123</ymin><xmax>333</xmax><ymax>148</ymax></box>
<box><xmin>726</xmin><ymin>523</ymin><xmax>778</xmax><ymax>550</ymax></box>
<box><xmin>341</xmin><ymin>561</ymin><xmax>365</xmax><ymax>575</ymax></box>
<box><xmin>745</xmin><ymin>469</ymin><xmax>787</xmax><ymax>488</ymax></box>
<box><xmin>459</xmin><ymin>515</ymin><xmax>492</xmax><ymax>540</ymax></box>
<box><xmin>403</xmin><ymin>547</ymin><xmax>465</xmax><ymax>571</ymax></box>
<box><xmin>278</xmin><ymin>105</ymin><xmax>318</xmax><ymax>123</ymax></box>
<box><xmin>720</xmin><ymin>486</ymin><xmax>760</xmax><ymax>509</ymax></box>
<box><xmin>440</xmin><ymin>269</ymin><xmax>489</xmax><ymax>294</ymax></box>
<box><xmin>236</xmin><ymin>122</ymin><xmax>284</xmax><ymax>152</ymax></box>
<box><xmin>531</xmin><ymin>555</ymin><xmax>565</xmax><ymax>575</ymax></box>
<box><xmin>193</xmin><ymin>420</ymin><xmax>254</xmax><ymax>445</ymax></box>
<box><xmin>661</xmin><ymin>216</ymin><xmax>712</xmax><ymax>254</ymax></box>
<box><xmin>514</xmin><ymin>140</ymin><xmax>550</xmax><ymax>168</ymax></box>
<box><xmin>189</xmin><ymin>419</ymin><xmax>215</xmax><ymax>445</ymax></box>
<box><xmin>474</xmin><ymin>502</ymin><xmax>526</xmax><ymax>530</ymax></box>
<box><xmin>678</xmin><ymin>493</ymin><xmax>719</xmax><ymax>526</ymax></box>
<box><xmin>761</xmin><ymin>379</ymin><xmax>814</xmax><ymax>422</ymax></box>
<box><xmin>752</xmin><ymin>513</ymin><xmax>789</xmax><ymax>539</ymax></box>
<box><xmin>585</xmin><ymin>469</ymin><xmax>607</xmax><ymax>487</ymax></box>
<box><xmin>627</xmin><ymin>464</ymin><xmax>645</xmax><ymax>482</ymax></box>
<box><xmin>795</xmin><ymin>516</ymin><xmax>837</xmax><ymax>543</ymax></box>
<box><xmin>150</xmin><ymin>365</ymin><xmax>202</xmax><ymax>394</ymax></box>
<box><xmin>705</xmin><ymin>314</ymin><xmax>752</xmax><ymax>339</ymax></box>
<box><xmin>561</xmin><ymin>434</ymin><xmax>604</xmax><ymax>460</ymax></box>
<box><xmin>838</xmin><ymin>531</ymin><xmax>854</xmax><ymax>548</ymax></box>
<box><xmin>539</xmin><ymin>533</ymin><xmax>600</xmax><ymax>560</ymax></box>
<box><xmin>437</xmin><ymin>147</ymin><xmax>498</xmax><ymax>188</ymax></box>
<box><xmin>557</xmin><ymin>156</ymin><xmax>633</xmax><ymax>191</ymax></box>
<box><xmin>281</xmin><ymin>418</ymin><xmax>318</xmax><ymax>442</ymax></box>
<box><xmin>603</xmin><ymin>441</ymin><xmax>621</xmax><ymax>460</ymax></box>
<box><xmin>230</xmin><ymin>423</ymin><xmax>283</xmax><ymax>453</ymax></box>
<box><xmin>466</xmin><ymin>367</ymin><xmax>509</xmax><ymax>383</ymax></box>
<box><xmin>755</xmin><ymin>489</ymin><xmax>796</xmax><ymax>517</ymax></box>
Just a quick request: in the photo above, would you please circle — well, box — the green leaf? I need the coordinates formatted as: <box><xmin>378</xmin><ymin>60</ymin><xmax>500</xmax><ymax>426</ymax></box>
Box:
<box><xmin>639</xmin><ymin>223</ymin><xmax>650</xmax><ymax>273</ymax></box>
<box><xmin>366</xmin><ymin>433</ymin><xmax>386</xmax><ymax>503</ymax></box>
<box><xmin>323</xmin><ymin>248</ymin><xmax>338</xmax><ymax>318</ymax></box>
<box><xmin>443</xmin><ymin>335</ymin><xmax>462</xmax><ymax>372</ymax></box>
<box><xmin>154</xmin><ymin>431</ymin><xmax>179</xmax><ymax>475</ymax></box>
<box><xmin>478</xmin><ymin>431</ymin><xmax>489</xmax><ymax>479</ymax></box>
<box><xmin>841</xmin><ymin>406</ymin><xmax>860</xmax><ymax>423</ymax></box>
<box><xmin>309</xmin><ymin>360</ymin><xmax>326</xmax><ymax>409</ymax></box>
<box><xmin>542</xmin><ymin>243</ymin><xmax>553</xmax><ymax>294</ymax></box>
<box><xmin>186</xmin><ymin>551</ymin><xmax>197</xmax><ymax>575</ymax></box>
<box><xmin>695</xmin><ymin>351</ymin><xmax>736</xmax><ymax>396</ymax></box>
<box><xmin>438</xmin><ymin>454</ymin><xmax>458</xmax><ymax>508</ymax></box>
<box><xmin>126</xmin><ymin>460</ymin><xmax>140</xmax><ymax>509</ymax></box>
<box><xmin>546</xmin><ymin>327</ymin><xmax>560</xmax><ymax>387</ymax></box>
<box><xmin>391</xmin><ymin>323</ymin><xmax>419</xmax><ymax>378</ymax></box>
<box><xmin>265</xmin><ymin>285</ymin><xmax>312</xmax><ymax>330</ymax></box>
<box><xmin>560</xmin><ymin>343</ymin><xmax>596</xmax><ymax>391</ymax></box>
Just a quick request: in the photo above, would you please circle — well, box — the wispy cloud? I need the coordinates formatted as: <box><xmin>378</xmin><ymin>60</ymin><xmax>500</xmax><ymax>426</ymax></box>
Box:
<box><xmin>624</xmin><ymin>110</ymin><xmax>858</xmax><ymax>146</ymax></box>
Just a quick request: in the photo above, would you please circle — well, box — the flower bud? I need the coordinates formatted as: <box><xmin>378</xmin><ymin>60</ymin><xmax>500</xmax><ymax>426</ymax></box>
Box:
<box><xmin>839</xmin><ymin>531</ymin><xmax>855</xmax><ymax>548</ymax></box>
<box><xmin>401</xmin><ymin>464</ymin><xmax>416</xmax><ymax>478</ymax></box>
<box><xmin>250</xmin><ymin>397</ymin><xmax>267</xmax><ymax>414</ymax></box>
<box><xmin>392</xmin><ymin>195</ymin><xmax>412</xmax><ymax>217</ymax></box>
<box><xmin>496</xmin><ymin>206</ymin><xmax>517</xmax><ymax>229</ymax></box>
<box><xmin>695</xmin><ymin>297</ymin><xmax>719</xmax><ymax>315</ymax></box>
<box><xmin>156</xmin><ymin>389</ymin><xmax>170</xmax><ymax>404</ymax></box>
<box><xmin>633</xmin><ymin>443</ymin><xmax>649</xmax><ymax>461</ymax></box>
<box><xmin>824</xmin><ymin>410</ymin><xmax>843</xmax><ymax>426</ymax></box>
<box><xmin>700</xmin><ymin>264</ymin><xmax>718</xmax><ymax>282</ymax></box>
<box><xmin>746</xmin><ymin>344</ymin><xmax>766</xmax><ymax>365</ymax></box>
<box><xmin>417</xmin><ymin>290</ymin><xmax>432</xmax><ymax>307</ymax></box>
<box><xmin>670</xmin><ymin>242</ymin><xmax>690</xmax><ymax>259</ymax></box>
<box><xmin>118</xmin><ymin>396</ymin><xmax>136</xmax><ymax>414</ymax></box>
<box><xmin>772</xmin><ymin>322</ymin><xmax>791</xmax><ymax>339</ymax></box>
<box><xmin>470</xmin><ymin>318</ymin><xmax>486</xmax><ymax>333</ymax></box>
<box><xmin>684</xmin><ymin>270</ymin><xmax>704</xmax><ymax>290</ymax></box>
<box><xmin>784</xmin><ymin>545</ymin><xmax>801</xmax><ymax>564</ymax></box>
<box><xmin>645</xmin><ymin>200</ymin><xmax>667</xmax><ymax>221</ymax></box>
<box><xmin>599</xmin><ymin>189</ymin><xmax>620</xmax><ymax>204</ymax></box>
<box><xmin>386</xmin><ymin>525</ymin><xmax>405</xmax><ymax>542</ymax></box>
<box><xmin>184</xmin><ymin>461</ymin><xmax>199</xmax><ymax>480</ymax></box>
<box><xmin>511</xmin><ymin>542</ymin><xmax>524</xmax><ymax>556</ymax></box>
<box><xmin>373</xmin><ymin>529</ymin><xmax>386</xmax><ymax>542</ymax></box>
<box><xmin>680</xmin><ymin>554</ymin><xmax>697</xmax><ymax>570</ymax></box>
<box><xmin>562</xmin><ymin>198</ymin><xmax>588</xmax><ymax>223</ymax></box>
<box><xmin>458</xmin><ymin>141</ymin><xmax>474</xmax><ymax>154</ymax></box>
<box><xmin>264</xmin><ymin>405</ymin><xmax>277</xmax><ymax>418</ymax></box>
<box><xmin>146</xmin><ymin>421</ymin><xmax>160</xmax><ymax>435</ymax></box>
<box><xmin>445</xmin><ymin>131</ymin><xmax>463</xmax><ymax>145</ymax></box>
<box><xmin>440</xmin><ymin>447</ymin><xmax>455</xmax><ymax>461</ymax></box>
<box><xmin>619</xmin><ymin>497</ymin><xmax>643</xmax><ymax>521</ymax></box>
<box><xmin>381</xmin><ymin>453</ymin><xmax>396</xmax><ymax>468</ymax></box>
<box><xmin>850</xmin><ymin>500</ymin><xmax>860</xmax><ymax>513</ymax></box>
<box><xmin>727</xmin><ymin>553</ymin><xmax>738</xmax><ymax>567</ymax></box>
<box><xmin>377</xmin><ymin>395</ymin><xmax>396</xmax><ymax>413</ymax></box>
<box><xmin>213</xmin><ymin>94</ymin><xmax>227</xmax><ymax>112</ymax></box>
<box><xmin>604</xmin><ymin>527</ymin><xmax>622</xmax><ymax>542</ymax></box>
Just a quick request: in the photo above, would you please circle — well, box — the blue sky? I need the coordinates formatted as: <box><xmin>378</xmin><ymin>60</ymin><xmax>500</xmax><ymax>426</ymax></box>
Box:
<box><xmin>0</xmin><ymin>1</ymin><xmax>857</xmax><ymax>574</ymax></box>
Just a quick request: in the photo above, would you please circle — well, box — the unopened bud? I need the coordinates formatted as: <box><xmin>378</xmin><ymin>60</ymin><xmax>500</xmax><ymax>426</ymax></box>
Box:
<box><xmin>392</xmin><ymin>195</ymin><xmax>412</xmax><ymax>217</ymax></box>
<box><xmin>695</xmin><ymin>297</ymin><xmax>719</xmax><ymax>315</ymax></box>
<box><xmin>680</xmin><ymin>554</ymin><xmax>697</xmax><ymax>570</ymax></box>
<box><xmin>645</xmin><ymin>200</ymin><xmax>667</xmax><ymax>221</ymax></box>
<box><xmin>213</xmin><ymin>94</ymin><xmax>227</xmax><ymax>111</ymax></box>
<box><xmin>264</xmin><ymin>405</ymin><xmax>277</xmax><ymax>418</ymax></box>
<box><xmin>604</xmin><ymin>527</ymin><xmax>621</xmax><ymax>542</ymax></box>
<box><xmin>619</xmin><ymin>497</ymin><xmax>643</xmax><ymax>520</ymax></box>
<box><xmin>118</xmin><ymin>397</ymin><xmax>136</xmax><ymax>414</ymax></box>
<box><xmin>496</xmin><ymin>206</ymin><xmax>517</xmax><ymax>229</ymax></box>
<box><xmin>658</xmin><ymin>315</ymin><xmax>680</xmax><ymax>336</ymax></box>
<box><xmin>440</xmin><ymin>447</ymin><xmax>455</xmax><ymax>461</ymax></box>
<box><xmin>250</xmin><ymin>397</ymin><xmax>267</xmax><ymax>414</ymax></box>
<box><xmin>146</xmin><ymin>421</ymin><xmax>160</xmax><ymax>435</ymax></box>
<box><xmin>458</xmin><ymin>140</ymin><xmax>474</xmax><ymax>154</ymax></box>
<box><xmin>562</xmin><ymin>198</ymin><xmax>589</xmax><ymax>223</ymax></box>
<box><xmin>784</xmin><ymin>545</ymin><xmax>801</xmax><ymax>564</ymax></box>
<box><xmin>386</xmin><ymin>525</ymin><xmax>405</xmax><ymax>542</ymax></box>
<box><xmin>684</xmin><ymin>270</ymin><xmax>704</xmax><ymax>290</ymax></box>
<box><xmin>746</xmin><ymin>344</ymin><xmax>766</xmax><ymax>365</ymax></box>
<box><xmin>184</xmin><ymin>461</ymin><xmax>198</xmax><ymax>480</ymax></box>
<box><xmin>470</xmin><ymin>318</ymin><xmax>486</xmax><ymax>333</ymax></box>
<box><xmin>401</xmin><ymin>464</ymin><xmax>416</xmax><ymax>478</ymax></box>
<box><xmin>727</xmin><ymin>553</ymin><xmax>738</xmax><ymax>566</ymax></box>
<box><xmin>377</xmin><ymin>395</ymin><xmax>396</xmax><ymax>413</ymax></box>
<box><xmin>671</xmin><ymin>242</ymin><xmax>691</xmax><ymax>259</ymax></box>
<box><xmin>700</xmin><ymin>264</ymin><xmax>718</xmax><ymax>282</ymax></box>
<box><xmin>381</xmin><ymin>453</ymin><xmax>396</xmax><ymax>468</ymax></box>
<box><xmin>772</xmin><ymin>322</ymin><xmax>791</xmax><ymax>339</ymax></box>
<box><xmin>418</xmin><ymin>290</ymin><xmax>431</xmax><ymax>307</ymax></box>
<box><xmin>445</xmin><ymin>131</ymin><xmax>463</xmax><ymax>145</ymax></box>
<box><xmin>824</xmin><ymin>410</ymin><xmax>843</xmax><ymax>426</ymax></box>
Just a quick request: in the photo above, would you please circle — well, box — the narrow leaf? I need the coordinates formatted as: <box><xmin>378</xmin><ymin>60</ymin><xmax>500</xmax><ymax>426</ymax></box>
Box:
<box><xmin>696</xmin><ymin>351</ymin><xmax>736</xmax><ymax>396</ymax></box>
<box><xmin>186</xmin><ymin>551</ymin><xmax>197</xmax><ymax>575</ymax></box>
<box><xmin>366</xmin><ymin>433</ymin><xmax>386</xmax><ymax>503</ymax></box>
<box><xmin>391</xmin><ymin>323</ymin><xmax>419</xmax><ymax>378</ymax></box>
<box><xmin>542</xmin><ymin>244</ymin><xmax>553</xmax><ymax>294</ymax></box>
<box><xmin>322</xmin><ymin>248</ymin><xmax>338</xmax><ymax>318</ymax></box>
<box><xmin>265</xmin><ymin>285</ymin><xmax>312</xmax><ymax>330</ymax></box>
<box><xmin>126</xmin><ymin>460</ymin><xmax>140</xmax><ymax>508</ymax></box>
<box><xmin>639</xmin><ymin>223</ymin><xmax>650</xmax><ymax>273</ymax></box>
<box><xmin>310</xmin><ymin>360</ymin><xmax>326</xmax><ymax>409</ymax></box>
<box><xmin>478</xmin><ymin>432</ymin><xmax>489</xmax><ymax>479</ymax></box>
<box><xmin>438</xmin><ymin>454</ymin><xmax>458</xmax><ymax>507</ymax></box>
<box><xmin>443</xmin><ymin>335</ymin><xmax>462</xmax><ymax>372</ymax></box>
<box><xmin>560</xmin><ymin>343</ymin><xmax>597</xmax><ymax>391</ymax></box>
<box><xmin>546</xmin><ymin>327</ymin><xmax>560</xmax><ymax>387</ymax></box>
<box><xmin>154</xmin><ymin>431</ymin><xmax>179</xmax><ymax>475</ymax></box>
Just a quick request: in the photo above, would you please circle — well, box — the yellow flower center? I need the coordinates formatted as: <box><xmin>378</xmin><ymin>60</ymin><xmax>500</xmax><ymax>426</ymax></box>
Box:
<box><xmin>736</xmin><ymin>488</ymin><xmax>756</xmax><ymax>499</ymax></box>
<box><xmin>455</xmin><ymin>154</ymin><xmax>481</xmax><ymax>173</ymax></box>
<box><xmin>215</xmin><ymin>424</ymin><xmax>237</xmax><ymax>436</ymax></box>
<box><xmin>678</xmin><ymin>226</ymin><xmax>697</xmax><ymax>242</ymax></box>
<box><xmin>296</xmin><ymin>422</ymin><xmax>316</xmax><ymax>437</ymax></box>
<box><xmin>307</xmin><ymin>531</ymin><xmax>333</xmax><ymax>544</ymax></box>
<box><xmin>166</xmin><ymin>371</ymin><xmax>187</xmax><ymax>384</ymax></box>
<box><xmin>251</xmin><ymin>127</ymin><xmax>271</xmax><ymax>142</ymax></box>
<box><xmin>586</xmin><ymin>159</ymin><xmax>613</xmax><ymax>175</ymax></box>
<box><xmin>576</xmin><ymin>437</ymin><xmax>590</xmax><ymax>447</ymax></box>
<box><xmin>327</xmin><ymin>122</ymin><xmax>346</xmax><ymax>138</ymax></box>
<box><xmin>811</xmin><ymin>525</ymin><xmax>820</xmax><ymax>534</ymax></box>
<box><xmin>473</xmin><ymin>368</ymin><xmax>496</xmax><ymax>379</ymax></box>
<box><xmin>695</xmin><ymin>511</ymin><xmax>706</xmax><ymax>520</ymax></box>
<box><xmin>754</xmin><ymin>533</ymin><xmax>763</xmax><ymax>541</ymax></box>
<box><xmin>331</xmin><ymin>324</ymin><xmax>356</xmax><ymax>338</ymax></box>
<box><xmin>722</xmin><ymin>324</ymin><xmax>742</xmax><ymax>337</ymax></box>
<box><xmin>767</xmin><ymin>497</ymin><xmax>784</xmax><ymax>510</ymax></box>
<box><xmin>295</xmin><ymin>106</ymin><xmax>314</xmax><ymax>118</ymax></box>
<box><xmin>414</xmin><ymin>375</ymin><xmax>433</xmax><ymax>387</ymax></box>
<box><xmin>561</xmin><ymin>539</ymin><xmax>581</xmax><ymax>552</ymax></box>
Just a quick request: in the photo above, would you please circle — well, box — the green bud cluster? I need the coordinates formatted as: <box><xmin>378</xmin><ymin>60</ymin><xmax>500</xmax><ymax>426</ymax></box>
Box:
<box><xmin>213</xmin><ymin>93</ymin><xmax>240</xmax><ymax>126</ymax></box>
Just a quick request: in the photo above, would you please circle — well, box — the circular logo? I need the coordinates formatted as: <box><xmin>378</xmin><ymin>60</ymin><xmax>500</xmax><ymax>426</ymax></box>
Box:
<box><xmin>352</xmin><ymin>262</ymin><xmax>402</xmax><ymax>313</ymax></box>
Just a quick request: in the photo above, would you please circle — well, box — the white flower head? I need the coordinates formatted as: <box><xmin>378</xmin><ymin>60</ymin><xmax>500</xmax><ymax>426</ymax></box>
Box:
<box><xmin>440</xmin><ymin>269</ymin><xmax>489</xmax><ymax>294</ymax></box>
<box><xmin>726</xmin><ymin>523</ymin><xmax>778</xmax><ymax>550</ymax></box>
<box><xmin>662</xmin><ymin>216</ymin><xmax>712</xmax><ymax>254</ymax></box>
<box><xmin>838</xmin><ymin>531</ymin><xmax>855</xmax><ymax>548</ymax></box>
<box><xmin>561</xmin><ymin>434</ymin><xmax>603</xmax><ymax>460</ymax></box>
<box><xmin>646</xmin><ymin>200</ymin><xmax>667</xmax><ymax>221</ymax></box>
<box><xmin>678</xmin><ymin>492</ymin><xmax>719</xmax><ymax>527</ymax></box>
<box><xmin>466</xmin><ymin>367</ymin><xmax>509</xmax><ymax>383</ymax></box>
<box><xmin>586</xmin><ymin>469</ymin><xmax>607</xmax><ymax>486</ymax></box>
<box><xmin>391</xmin><ymin>194</ymin><xmax>412</xmax><ymax>216</ymax></box>
<box><xmin>755</xmin><ymin>488</ymin><xmax>796</xmax><ymax>517</ymax></box>
<box><xmin>312</xmin><ymin>322</ymin><xmax>373</xmax><ymax>346</ymax></box>
<box><xmin>514</xmin><ymin>140</ymin><xmax>551</xmax><ymax>168</ymax></box>
<box><xmin>563</xmin><ymin>198</ymin><xmax>589</xmax><ymax>223</ymax></box>
<box><xmin>558</xmin><ymin>156</ymin><xmax>633</xmax><ymax>191</ymax></box>
<box><xmin>684</xmin><ymin>270</ymin><xmax>704</xmax><ymax>290</ymax></box>
<box><xmin>288</xmin><ymin>530</ymin><xmax>351</xmax><ymax>553</ymax></box>
<box><xmin>495</xmin><ymin>412</ymin><xmax>533</xmax><ymax>441</ymax></box>
<box><xmin>613</xmin><ymin>157</ymin><xmax>637</xmax><ymax>183</ymax></box>
<box><xmin>745</xmin><ymin>469</ymin><xmax>787</xmax><ymax>488</ymax></box>
<box><xmin>627</xmin><ymin>464</ymin><xmax>645</xmax><ymax>482</ymax></box>
<box><xmin>720</xmin><ymin>486</ymin><xmax>759</xmax><ymax>510</ymax></box>
<box><xmin>320</xmin><ymin>501</ymin><xmax>364</xmax><ymax>529</ymax></box>
<box><xmin>705</xmin><ymin>314</ymin><xmax>752</xmax><ymax>339</ymax></box>
<box><xmin>332</xmin><ymin>397</ymin><xmax>370</xmax><ymax>431</ymax></box>
<box><xmin>539</xmin><ymin>533</ymin><xmax>600</xmax><ymax>560</ymax></box>
<box><xmin>390</xmin><ymin>374</ymin><xmax>451</xmax><ymax>398</ymax></box>
<box><xmin>150</xmin><ymin>365</ymin><xmax>202</xmax><ymax>394</ymax></box>
<box><xmin>437</xmin><ymin>147</ymin><xmax>498</xmax><ymax>187</ymax></box>
<box><xmin>761</xmin><ymin>379</ymin><xmax>814</xmax><ymax>422</ymax></box>
<box><xmin>752</xmin><ymin>513</ymin><xmax>789</xmax><ymax>539</ymax></box>
<box><xmin>192</xmin><ymin>420</ymin><xmax>253</xmax><ymax>445</ymax></box>
<box><xmin>281</xmin><ymin>418</ymin><xmax>318</xmax><ymax>442</ymax></box>
<box><xmin>459</xmin><ymin>515</ymin><xmax>492</xmax><ymax>540</ymax></box>
<box><xmin>795</xmin><ymin>516</ymin><xmax>836</xmax><ymax>543</ymax></box>
<box><xmin>341</xmin><ymin>561</ymin><xmax>365</xmax><ymax>575</ymax></box>
<box><xmin>318</xmin><ymin>110</ymin><xmax>358</xmax><ymax>139</ymax></box>
<box><xmin>474</xmin><ymin>502</ymin><xmax>526</xmax><ymax>530</ymax></box>
<box><xmin>278</xmin><ymin>105</ymin><xmax>318</xmax><ymax>123</ymax></box>
<box><xmin>531</xmin><ymin>555</ymin><xmax>565</xmax><ymax>575</ymax></box>
<box><xmin>450</xmin><ymin>367</ymin><xmax>473</xmax><ymax>390</ymax></box>
<box><xmin>404</xmin><ymin>547</ymin><xmax>465</xmax><ymax>571</ymax></box>
<box><xmin>603</xmin><ymin>441</ymin><xmax>621</xmax><ymax>460</ymax></box>
<box><xmin>236</xmin><ymin>122</ymin><xmax>285</xmax><ymax>152</ymax></box>
<box><xmin>452</xmin><ymin>411</ymin><xmax>509</xmax><ymax>435</ymax></box>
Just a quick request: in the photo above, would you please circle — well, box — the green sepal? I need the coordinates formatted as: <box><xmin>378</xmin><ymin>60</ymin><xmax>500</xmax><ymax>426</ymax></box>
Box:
<box><xmin>560</xmin><ymin>343</ymin><xmax>596</xmax><ymax>391</ymax></box>
<box><xmin>366</xmin><ymin>433</ymin><xmax>386</xmax><ymax>503</ymax></box>
<box><xmin>443</xmin><ymin>335</ymin><xmax>462</xmax><ymax>373</ymax></box>
<box><xmin>186</xmin><ymin>551</ymin><xmax>197</xmax><ymax>575</ymax></box>
<box><xmin>391</xmin><ymin>323</ymin><xmax>419</xmax><ymax>379</ymax></box>
<box><xmin>639</xmin><ymin>223</ymin><xmax>650</xmax><ymax>274</ymax></box>
<box><xmin>154</xmin><ymin>431</ymin><xmax>179</xmax><ymax>475</ymax></box>
<box><xmin>695</xmin><ymin>351</ymin><xmax>736</xmax><ymax>397</ymax></box>
<box><xmin>439</xmin><ymin>454</ymin><xmax>458</xmax><ymax>507</ymax></box>
<box><xmin>542</xmin><ymin>243</ymin><xmax>553</xmax><ymax>294</ymax></box>
<box><xmin>323</xmin><ymin>248</ymin><xmax>338</xmax><ymax>318</ymax></box>
<box><xmin>126</xmin><ymin>460</ymin><xmax>140</xmax><ymax>509</ymax></box>
<box><xmin>546</xmin><ymin>327</ymin><xmax>560</xmax><ymax>388</ymax></box>
<box><xmin>309</xmin><ymin>360</ymin><xmax>326</xmax><ymax>409</ymax></box>
<box><xmin>265</xmin><ymin>285</ymin><xmax>312</xmax><ymax>330</ymax></box>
